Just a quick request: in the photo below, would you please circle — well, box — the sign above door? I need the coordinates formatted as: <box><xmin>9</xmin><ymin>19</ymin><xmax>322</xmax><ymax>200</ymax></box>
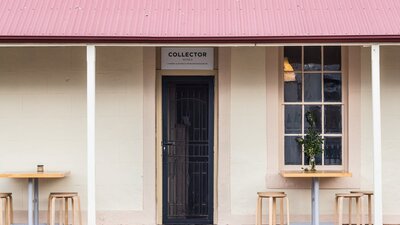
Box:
<box><xmin>161</xmin><ymin>47</ymin><xmax>214</xmax><ymax>70</ymax></box>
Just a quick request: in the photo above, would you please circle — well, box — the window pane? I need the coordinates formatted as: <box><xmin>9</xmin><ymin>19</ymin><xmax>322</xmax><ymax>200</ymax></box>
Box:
<box><xmin>284</xmin><ymin>73</ymin><xmax>302</xmax><ymax>102</ymax></box>
<box><xmin>325</xmin><ymin>105</ymin><xmax>342</xmax><ymax>133</ymax></box>
<box><xmin>285</xmin><ymin>105</ymin><xmax>302</xmax><ymax>134</ymax></box>
<box><xmin>304</xmin><ymin>46</ymin><xmax>321</xmax><ymax>71</ymax></box>
<box><xmin>324</xmin><ymin>137</ymin><xmax>342</xmax><ymax>165</ymax></box>
<box><xmin>284</xmin><ymin>46</ymin><xmax>302</xmax><ymax>71</ymax></box>
<box><xmin>304</xmin><ymin>152</ymin><xmax>322</xmax><ymax>165</ymax></box>
<box><xmin>285</xmin><ymin>136</ymin><xmax>302</xmax><ymax>165</ymax></box>
<box><xmin>304</xmin><ymin>105</ymin><xmax>322</xmax><ymax>133</ymax></box>
<box><xmin>324</xmin><ymin>73</ymin><xmax>342</xmax><ymax>102</ymax></box>
<box><xmin>324</xmin><ymin>46</ymin><xmax>341</xmax><ymax>71</ymax></box>
<box><xmin>304</xmin><ymin>73</ymin><xmax>322</xmax><ymax>102</ymax></box>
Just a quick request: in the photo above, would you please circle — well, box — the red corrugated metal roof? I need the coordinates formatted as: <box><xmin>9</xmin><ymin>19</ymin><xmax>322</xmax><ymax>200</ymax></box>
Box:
<box><xmin>1</xmin><ymin>0</ymin><xmax>400</xmax><ymax>43</ymax></box>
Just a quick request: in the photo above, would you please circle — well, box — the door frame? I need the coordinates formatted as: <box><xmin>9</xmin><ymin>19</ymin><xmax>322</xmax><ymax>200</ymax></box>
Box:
<box><xmin>156</xmin><ymin>70</ymin><xmax>218</xmax><ymax>225</ymax></box>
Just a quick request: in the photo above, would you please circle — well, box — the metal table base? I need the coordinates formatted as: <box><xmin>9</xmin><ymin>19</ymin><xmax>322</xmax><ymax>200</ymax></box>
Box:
<box><xmin>28</xmin><ymin>178</ymin><xmax>39</xmax><ymax>225</ymax></box>
<box><xmin>311</xmin><ymin>177</ymin><xmax>319</xmax><ymax>225</ymax></box>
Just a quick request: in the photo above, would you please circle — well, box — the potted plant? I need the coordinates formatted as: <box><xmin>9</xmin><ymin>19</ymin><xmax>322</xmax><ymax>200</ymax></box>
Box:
<box><xmin>296</xmin><ymin>111</ymin><xmax>324</xmax><ymax>172</ymax></box>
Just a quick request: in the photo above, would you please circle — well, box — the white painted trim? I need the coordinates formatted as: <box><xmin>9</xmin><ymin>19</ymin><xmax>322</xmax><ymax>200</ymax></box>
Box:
<box><xmin>0</xmin><ymin>43</ymin><xmax>255</xmax><ymax>47</ymax></box>
<box><xmin>0</xmin><ymin>44</ymin><xmax>86</xmax><ymax>47</ymax></box>
<box><xmin>371</xmin><ymin>44</ymin><xmax>383</xmax><ymax>225</ymax></box>
<box><xmin>86</xmin><ymin>45</ymin><xmax>96</xmax><ymax>225</ymax></box>
<box><xmin>96</xmin><ymin>43</ymin><xmax>255</xmax><ymax>47</ymax></box>
<box><xmin>0</xmin><ymin>42</ymin><xmax>399</xmax><ymax>47</ymax></box>
<box><xmin>257</xmin><ymin>43</ymin><xmax>400</xmax><ymax>46</ymax></box>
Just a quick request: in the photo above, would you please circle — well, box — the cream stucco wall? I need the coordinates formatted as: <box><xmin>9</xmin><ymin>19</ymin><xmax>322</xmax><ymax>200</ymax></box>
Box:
<box><xmin>230</xmin><ymin>47</ymin><xmax>267</xmax><ymax>215</ymax></box>
<box><xmin>0</xmin><ymin>47</ymin><xmax>156</xmax><ymax>225</ymax></box>
<box><xmin>95</xmin><ymin>47</ymin><xmax>144</xmax><ymax>211</ymax></box>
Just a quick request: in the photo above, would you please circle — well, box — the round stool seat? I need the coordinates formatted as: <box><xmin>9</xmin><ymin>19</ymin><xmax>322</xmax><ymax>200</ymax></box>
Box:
<box><xmin>50</xmin><ymin>192</ymin><xmax>78</xmax><ymax>195</ymax></box>
<box><xmin>0</xmin><ymin>193</ymin><xmax>12</xmax><ymax>198</ymax></box>
<box><xmin>336</xmin><ymin>193</ymin><xmax>364</xmax><ymax>198</ymax></box>
<box><xmin>351</xmin><ymin>191</ymin><xmax>373</xmax><ymax>196</ymax></box>
<box><xmin>49</xmin><ymin>192</ymin><xmax>78</xmax><ymax>198</ymax></box>
<box><xmin>257</xmin><ymin>192</ymin><xmax>286</xmax><ymax>198</ymax></box>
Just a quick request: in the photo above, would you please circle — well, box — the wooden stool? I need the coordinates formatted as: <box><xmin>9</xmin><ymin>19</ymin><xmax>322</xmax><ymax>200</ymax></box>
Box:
<box><xmin>0</xmin><ymin>193</ymin><xmax>13</xmax><ymax>225</ymax></box>
<box><xmin>351</xmin><ymin>191</ymin><xmax>373</xmax><ymax>225</ymax></box>
<box><xmin>48</xmin><ymin>192</ymin><xmax>82</xmax><ymax>225</ymax></box>
<box><xmin>335</xmin><ymin>193</ymin><xmax>364</xmax><ymax>225</ymax></box>
<box><xmin>256</xmin><ymin>192</ymin><xmax>290</xmax><ymax>225</ymax></box>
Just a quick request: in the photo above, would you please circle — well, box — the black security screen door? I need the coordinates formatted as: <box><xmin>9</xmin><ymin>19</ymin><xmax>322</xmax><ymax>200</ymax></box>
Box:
<box><xmin>162</xmin><ymin>76</ymin><xmax>214</xmax><ymax>225</ymax></box>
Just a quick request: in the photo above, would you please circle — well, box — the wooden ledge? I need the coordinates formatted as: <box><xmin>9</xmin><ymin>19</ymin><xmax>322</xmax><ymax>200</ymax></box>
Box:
<box><xmin>280</xmin><ymin>170</ymin><xmax>352</xmax><ymax>178</ymax></box>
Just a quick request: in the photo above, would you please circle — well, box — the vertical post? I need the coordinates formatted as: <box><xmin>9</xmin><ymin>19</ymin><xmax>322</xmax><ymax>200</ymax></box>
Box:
<box><xmin>311</xmin><ymin>178</ymin><xmax>319</xmax><ymax>225</ymax></box>
<box><xmin>28</xmin><ymin>178</ymin><xmax>33</xmax><ymax>225</ymax></box>
<box><xmin>371</xmin><ymin>44</ymin><xmax>383</xmax><ymax>225</ymax></box>
<box><xmin>87</xmin><ymin>45</ymin><xmax>96</xmax><ymax>225</ymax></box>
<box><xmin>34</xmin><ymin>179</ymin><xmax>39</xmax><ymax>225</ymax></box>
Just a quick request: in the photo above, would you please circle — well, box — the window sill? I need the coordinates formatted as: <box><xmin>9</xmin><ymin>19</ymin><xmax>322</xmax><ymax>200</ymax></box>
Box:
<box><xmin>280</xmin><ymin>170</ymin><xmax>352</xmax><ymax>178</ymax></box>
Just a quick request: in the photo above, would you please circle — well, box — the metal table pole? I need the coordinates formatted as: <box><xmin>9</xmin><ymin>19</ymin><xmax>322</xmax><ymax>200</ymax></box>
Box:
<box><xmin>28</xmin><ymin>178</ymin><xmax>33</xmax><ymax>225</ymax></box>
<box><xmin>34</xmin><ymin>178</ymin><xmax>39</xmax><ymax>225</ymax></box>
<box><xmin>311</xmin><ymin>177</ymin><xmax>320</xmax><ymax>225</ymax></box>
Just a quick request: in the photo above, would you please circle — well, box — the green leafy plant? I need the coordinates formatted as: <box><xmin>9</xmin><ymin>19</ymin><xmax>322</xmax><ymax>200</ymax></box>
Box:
<box><xmin>296</xmin><ymin>111</ymin><xmax>324</xmax><ymax>171</ymax></box>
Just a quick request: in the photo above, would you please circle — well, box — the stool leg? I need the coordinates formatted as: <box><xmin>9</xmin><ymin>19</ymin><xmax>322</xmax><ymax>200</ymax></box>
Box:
<box><xmin>360</xmin><ymin>197</ymin><xmax>364</xmax><ymax>225</ymax></box>
<box><xmin>285</xmin><ymin>197</ymin><xmax>290</xmax><ymax>225</ymax></box>
<box><xmin>268</xmin><ymin>198</ymin><xmax>273</xmax><ymax>225</ymax></box>
<box><xmin>71</xmin><ymin>197</ymin><xmax>75</xmax><ymax>225</ymax></box>
<box><xmin>9</xmin><ymin>196</ymin><xmax>12</xmax><ymax>225</ymax></box>
<box><xmin>77</xmin><ymin>196</ymin><xmax>82</xmax><ymax>225</ymax></box>
<box><xmin>47</xmin><ymin>196</ymin><xmax>51</xmax><ymax>225</ymax></box>
<box><xmin>65</xmin><ymin>198</ymin><xmax>69</xmax><ymax>225</ymax></box>
<box><xmin>4</xmin><ymin>198</ymin><xmax>8</xmax><ymax>225</ymax></box>
<box><xmin>349</xmin><ymin>197</ymin><xmax>352</xmax><ymax>225</ymax></box>
<box><xmin>280</xmin><ymin>198</ymin><xmax>284</xmax><ymax>225</ymax></box>
<box><xmin>51</xmin><ymin>197</ymin><xmax>56</xmax><ymax>225</ymax></box>
<box><xmin>0</xmin><ymin>198</ymin><xmax>4</xmax><ymax>225</ymax></box>
<box><xmin>368</xmin><ymin>195</ymin><xmax>372</xmax><ymax>225</ymax></box>
<box><xmin>272</xmin><ymin>198</ymin><xmax>277</xmax><ymax>225</ymax></box>
<box><xmin>59</xmin><ymin>198</ymin><xmax>65</xmax><ymax>225</ymax></box>
<box><xmin>6</xmin><ymin>197</ymin><xmax>10</xmax><ymax>225</ymax></box>
<box><xmin>338</xmin><ymin>197</ymin><xmax>343</xmax><ymax>225</ymax></box>
<box><xmin>335</xmin><ymin>197</ymin><xmax>338</xmax><ymax>225</ymax></box>
<box><xmin>355</xmin><ymin>197</ymin><xmax>360</xmax><ymax>225</ymax></box>
<box><xmin>256</xmin><ymin>197</ymin><xmax>261</xmax><ymax>225</ymax></box>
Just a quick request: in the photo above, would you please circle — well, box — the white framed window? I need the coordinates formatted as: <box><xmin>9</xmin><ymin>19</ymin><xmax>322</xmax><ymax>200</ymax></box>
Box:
<box><xmin>282</xmin><ymin>46</ymin><xmax>346</xmax><ymax>170</ymax></box>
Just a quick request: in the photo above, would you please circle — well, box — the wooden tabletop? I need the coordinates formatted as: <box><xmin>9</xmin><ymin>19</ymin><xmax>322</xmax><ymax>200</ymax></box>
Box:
<box><xmin>280</xmin><ymin>170</ymin><xmax>352</xmax><ymax>178</ymax></box>
<box><xmin>0</xmin><ymin>171</ymin><xmax>70</xmax><ymax>179</ymax></box>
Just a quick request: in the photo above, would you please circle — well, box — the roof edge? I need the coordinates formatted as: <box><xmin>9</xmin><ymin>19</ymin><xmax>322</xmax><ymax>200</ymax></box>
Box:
<box><xmin>0</xmin><ymin>35</ymin><xmax>400</xmax><ymax>43</ymax></box>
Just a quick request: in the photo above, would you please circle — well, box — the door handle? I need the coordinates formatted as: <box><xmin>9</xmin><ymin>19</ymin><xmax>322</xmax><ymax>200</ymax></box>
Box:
<box><xmin>163</xmin><ymin>141</ymin><xmax>175</xmax><ymax>146</ymax></box>
<box><xmin>162</xmin><ymin>141</ymin><xmax>175</xmax><ymax>146</ymax></box>
<box><xmin>162</xmin><ymin>141</ymin><xmax>175</xmax><ymax>154</ymax></box>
